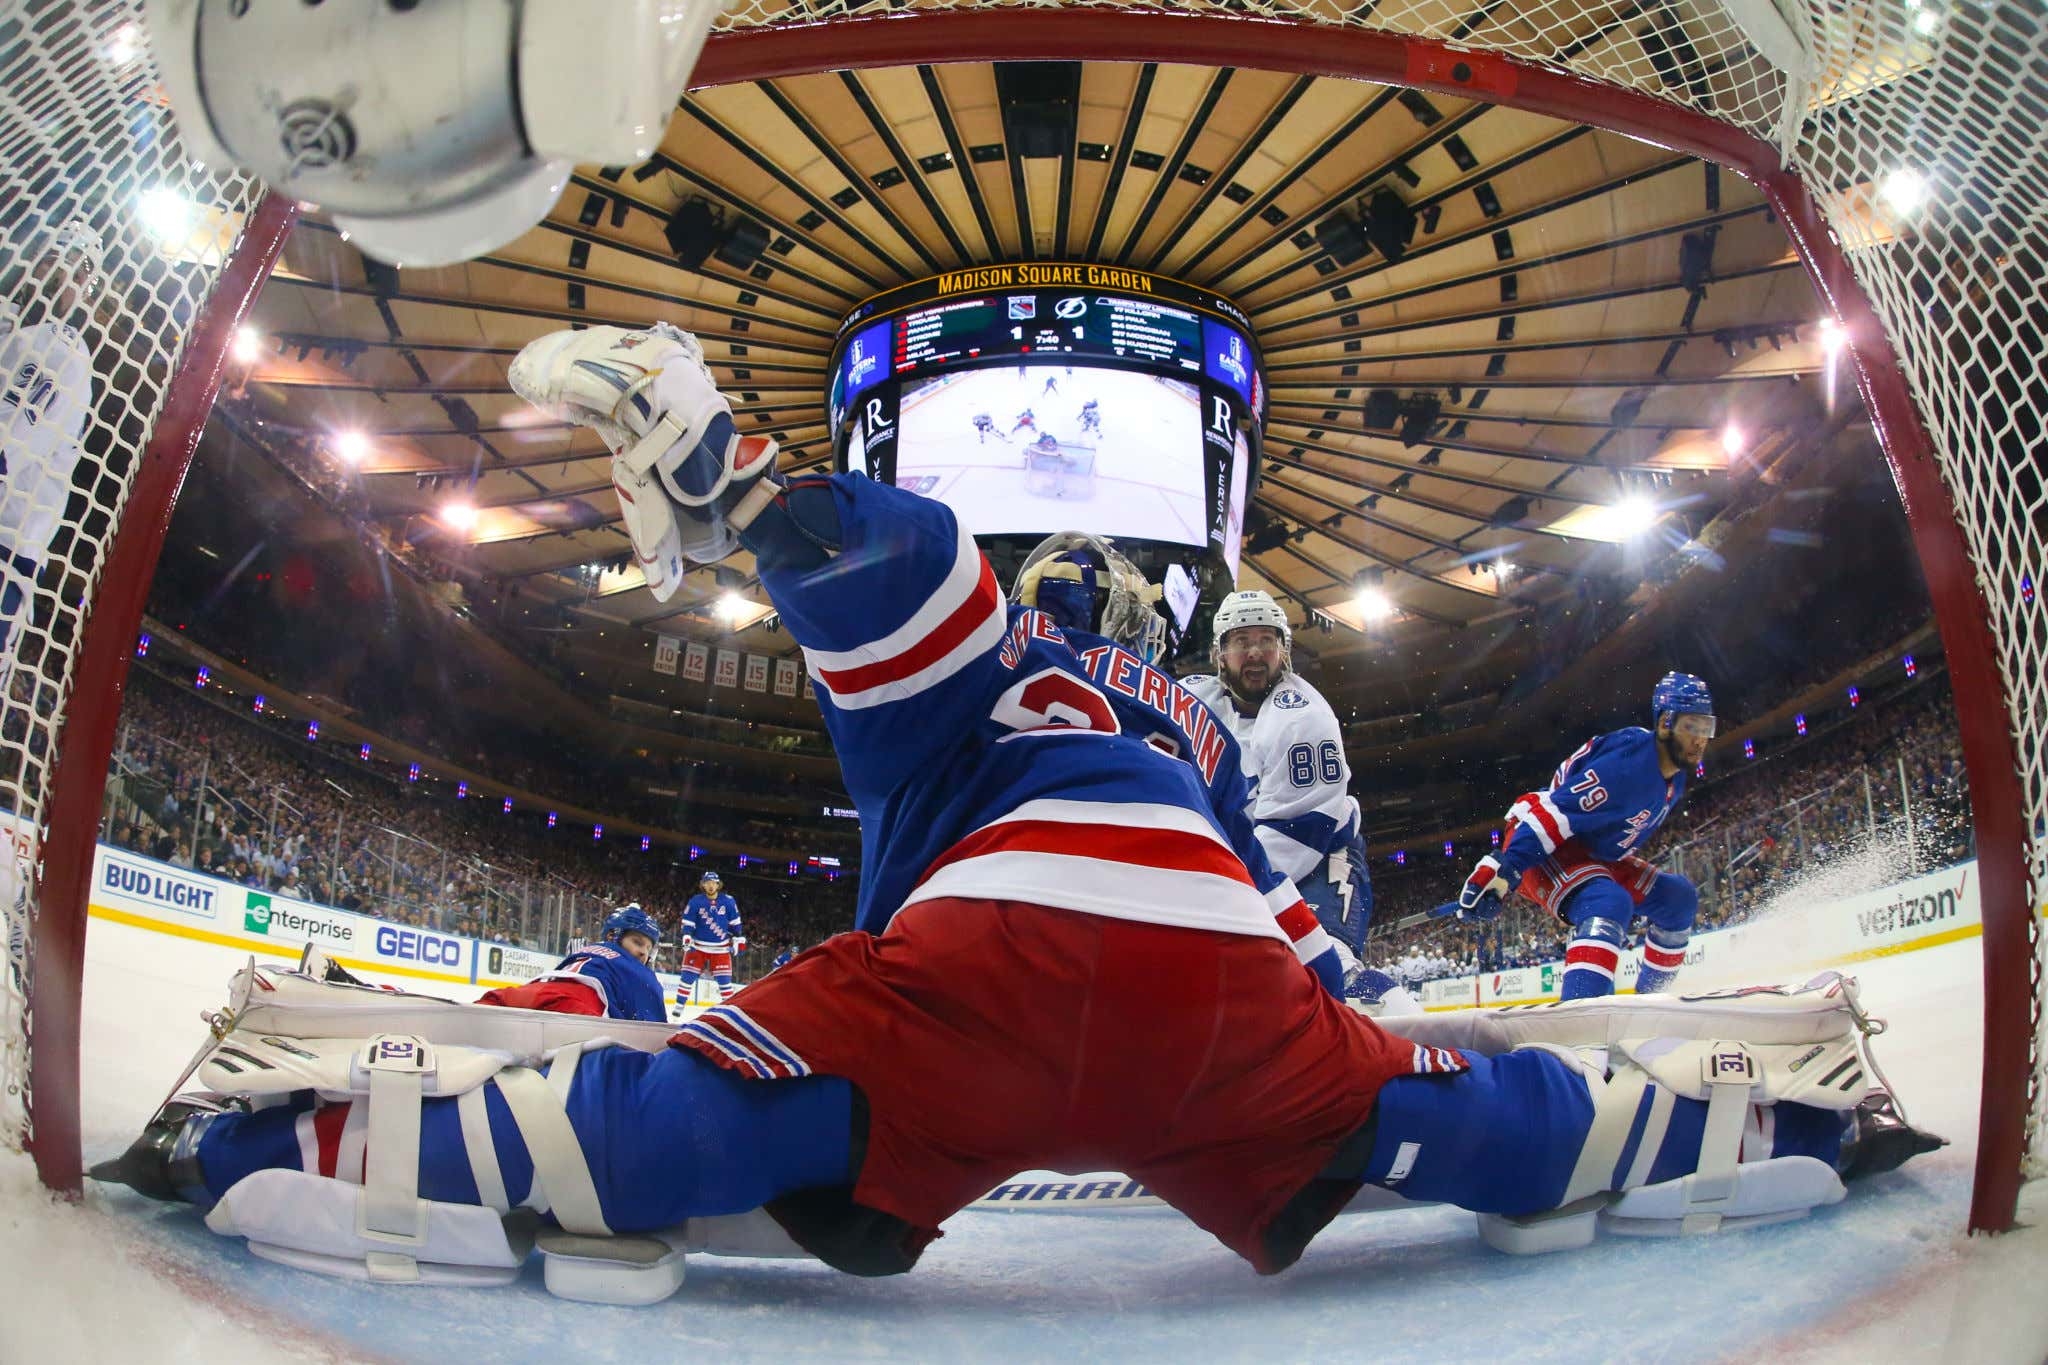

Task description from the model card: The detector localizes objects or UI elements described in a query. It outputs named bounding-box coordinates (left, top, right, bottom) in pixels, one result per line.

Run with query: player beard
left=1221, top=657, right=1279, bottom=710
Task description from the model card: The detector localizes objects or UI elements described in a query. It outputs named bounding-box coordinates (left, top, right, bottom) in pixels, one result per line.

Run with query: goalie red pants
left=671, top=896, right=1449, bottom=1273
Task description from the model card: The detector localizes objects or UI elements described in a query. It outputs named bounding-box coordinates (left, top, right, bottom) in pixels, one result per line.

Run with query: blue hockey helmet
left=1650, top=671, right=1715, bottom=726
left=603, top=903, right=662, bottom=946
left=700, top=868, right=722, bottom=886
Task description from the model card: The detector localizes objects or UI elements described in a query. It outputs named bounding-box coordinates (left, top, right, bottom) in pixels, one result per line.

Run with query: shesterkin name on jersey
left=995, top=613, right=1230, bottom=783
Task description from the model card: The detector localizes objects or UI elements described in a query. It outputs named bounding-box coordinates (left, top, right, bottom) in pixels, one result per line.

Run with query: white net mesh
left=715, top=0, right=2045, bottom=1196
left=1, top=0, right=2038, bottom=1215
left=0, top=0, right=263, bottom=1155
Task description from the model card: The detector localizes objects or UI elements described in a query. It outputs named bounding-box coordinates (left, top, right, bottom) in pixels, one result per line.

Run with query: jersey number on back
left=1288, top=740, right=1342, bottom=787
left=991, top=668, right=1121, bottom=738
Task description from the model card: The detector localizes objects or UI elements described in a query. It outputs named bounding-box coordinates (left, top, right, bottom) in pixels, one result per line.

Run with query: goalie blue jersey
left=757, top=475, right=1336, bottom=979
left=1495, top=726, right=1687, bottom=883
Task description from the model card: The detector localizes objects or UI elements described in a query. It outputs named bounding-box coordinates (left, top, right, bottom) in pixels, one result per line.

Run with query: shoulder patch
left=1273, top=689, right=1309, bottom=710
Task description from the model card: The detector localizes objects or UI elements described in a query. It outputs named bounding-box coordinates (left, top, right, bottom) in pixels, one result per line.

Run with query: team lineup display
left=830, top=265, right=1262, bottom=572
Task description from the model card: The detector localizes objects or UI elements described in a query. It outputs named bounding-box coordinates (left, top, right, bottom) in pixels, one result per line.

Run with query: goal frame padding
left=692, top=11, right=2034, bottom=1233
left=27, top=193, right=299, bottom=1196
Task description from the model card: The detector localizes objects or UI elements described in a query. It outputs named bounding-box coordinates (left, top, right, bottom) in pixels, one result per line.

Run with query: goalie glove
left=1430, top=855, right=1509, bottom=921
left=509, top=324, right=780, bottom=598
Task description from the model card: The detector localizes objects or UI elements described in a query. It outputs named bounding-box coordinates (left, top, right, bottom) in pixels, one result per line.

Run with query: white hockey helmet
left=1012, top=531, right=1167, bottom=663
left=1211, top=589, right=1290, bottom=649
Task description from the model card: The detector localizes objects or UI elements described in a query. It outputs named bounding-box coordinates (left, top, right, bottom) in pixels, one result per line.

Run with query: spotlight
left=717, top=591, right=750, bottom=623
left=1721, top=423, right=1744, bottom=457
left=440, top=501, right=479, bottom=532
left=1355, top=589, right=1395, bottom=621
left=232, top=326, right=262, bottom=364
left=105, top=22, right=142, bottom=64
left=333, top=430, right=369, bottom=464
left=137, top=186, right=195, bottom=243
left=1818, top=317, right=1847, bottom=356
left=1608, top=495, right=1660, bottom=538
left=1880, top=168, right=1926, bottom=214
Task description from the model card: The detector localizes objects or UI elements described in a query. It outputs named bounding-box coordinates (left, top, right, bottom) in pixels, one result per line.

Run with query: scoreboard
left=830, top=264, right=1264, bottom=429
left=828, top=264, right=1265, bottom=603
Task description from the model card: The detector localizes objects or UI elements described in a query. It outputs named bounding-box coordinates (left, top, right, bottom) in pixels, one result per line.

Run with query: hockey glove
left=732, top=936, right=747, bottom=954
left=509, top=324, right=780, bottom=598
left=1430, top=855, right=1509, bottom=921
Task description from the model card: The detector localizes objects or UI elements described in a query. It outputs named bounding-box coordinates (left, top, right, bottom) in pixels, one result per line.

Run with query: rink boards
left=1418, top=860, right=1986, bottom=1009
left=59, top=826, right=1996, bottom=1016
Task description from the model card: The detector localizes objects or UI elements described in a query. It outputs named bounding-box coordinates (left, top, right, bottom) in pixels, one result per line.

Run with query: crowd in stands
left=90, top=645, right=1974, bottom=994
left=100, top=670, right=858, bottom=965
left=1360, top=680, right=1973, bottom=984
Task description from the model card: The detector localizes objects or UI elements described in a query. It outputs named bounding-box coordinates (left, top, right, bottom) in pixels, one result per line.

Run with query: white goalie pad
left=206, top=1168, right=535, bottom=1287
left=1388, top=972, right=1870, bottom=1057
left=222, top=959, right=679, bottom=1058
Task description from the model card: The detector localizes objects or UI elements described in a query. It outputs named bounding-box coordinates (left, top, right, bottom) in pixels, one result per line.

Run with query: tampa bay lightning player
left=1435, top=673, right=1713, bottom=1000
left=1183, top=590, right=1374, bottom=968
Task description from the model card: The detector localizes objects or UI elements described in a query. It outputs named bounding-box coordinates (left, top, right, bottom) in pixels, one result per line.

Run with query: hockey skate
left=1837, top=1090, right=1947, bottom=1181
left=89, top=1095, right=244, bottom=1205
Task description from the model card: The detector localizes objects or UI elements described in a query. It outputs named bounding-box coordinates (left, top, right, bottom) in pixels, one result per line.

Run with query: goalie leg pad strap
left=496, top=1045, right=611, bottom=1235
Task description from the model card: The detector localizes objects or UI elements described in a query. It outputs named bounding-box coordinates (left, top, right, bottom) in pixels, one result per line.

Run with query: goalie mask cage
left=3, top=0, right=2040, bottom=1236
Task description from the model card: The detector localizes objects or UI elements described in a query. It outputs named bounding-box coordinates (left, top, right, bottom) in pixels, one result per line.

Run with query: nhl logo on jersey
left=1274, top=689, right=1308, bottom=709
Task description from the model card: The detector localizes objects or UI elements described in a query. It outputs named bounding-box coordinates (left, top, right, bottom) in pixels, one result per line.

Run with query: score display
left=891, top=292, right=1207, bottom=373
left=832, top=264, right=1264, bottom=577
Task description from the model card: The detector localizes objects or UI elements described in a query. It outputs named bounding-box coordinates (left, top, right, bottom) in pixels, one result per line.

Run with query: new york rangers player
left=1183, top=591, right=1374, bottom=968
left=677, top=870, right=745, bottom=1005
left=477, top=904, right=668, bottom=1022
left=0, top=222, right=101, bottom=659
left=1435, top=672, right=1713, bottom=1000
left=305, top=904, right=668, bottom=1023
left=97, top=327, right=1940, bottom=1291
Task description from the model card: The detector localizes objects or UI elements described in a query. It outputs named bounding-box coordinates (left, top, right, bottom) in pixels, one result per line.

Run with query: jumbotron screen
left=830, top=265, right=1263, bottom=574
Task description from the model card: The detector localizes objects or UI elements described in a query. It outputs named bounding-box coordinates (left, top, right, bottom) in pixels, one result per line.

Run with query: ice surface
left=4, top=903, right=2044, bottom=1364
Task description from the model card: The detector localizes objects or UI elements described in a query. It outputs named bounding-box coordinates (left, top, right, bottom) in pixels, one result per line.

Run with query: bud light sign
left=375, top=924, right=465, bottom=969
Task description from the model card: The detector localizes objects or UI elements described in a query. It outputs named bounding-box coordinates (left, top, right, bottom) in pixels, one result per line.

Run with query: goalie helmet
left=1012, top=532, right=1168, bottom=664
left=602, top=903, right=662, bottom=946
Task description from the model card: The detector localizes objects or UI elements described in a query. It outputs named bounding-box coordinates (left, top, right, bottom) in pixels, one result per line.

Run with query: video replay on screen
left=892, top=363, right=1207, bottom=545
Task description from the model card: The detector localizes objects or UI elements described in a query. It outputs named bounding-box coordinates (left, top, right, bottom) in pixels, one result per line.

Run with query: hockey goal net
left=0, top=0, right=290, bottom=1193
left=3, top=0, right=2041, bottom=1235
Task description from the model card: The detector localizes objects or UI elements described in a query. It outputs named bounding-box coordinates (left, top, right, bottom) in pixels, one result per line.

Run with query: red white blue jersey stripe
left=755, top=476, right=1336, bottom=976
left=674, top=1005, right=813, bottom=1080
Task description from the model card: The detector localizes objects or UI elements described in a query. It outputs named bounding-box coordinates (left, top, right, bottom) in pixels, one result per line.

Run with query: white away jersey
left=1182, top=671, right=1361, bottom=884
left=758, top=475, right=1337, bottom=976
left=0, top=312, right=92, bottom=563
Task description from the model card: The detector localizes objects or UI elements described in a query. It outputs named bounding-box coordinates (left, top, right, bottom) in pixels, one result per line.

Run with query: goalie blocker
left=92, top=965, right=1941, bottom=1304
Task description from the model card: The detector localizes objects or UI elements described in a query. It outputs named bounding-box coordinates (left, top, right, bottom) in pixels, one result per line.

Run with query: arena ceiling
left=219, top=45, right=1865, bottom=727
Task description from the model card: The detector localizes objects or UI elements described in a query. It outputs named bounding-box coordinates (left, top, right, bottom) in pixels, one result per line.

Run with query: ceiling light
left=333, top=430, right=368, bottom=464
left=137, top=186, right=195, bottom=243
left=232, top=326, right=262, bottom=364
left=1353, top=586, right=1395, bottom=622
left=717, top=591, right=750, bottom=623
left=440, top=501, right=478, bottom=532
left=1721, top=423, right=1744, bottom=457
left=1880, top=168, right=1926, bottom=215
left=1608, top=495, right=1661, bottom=539
left=1818, top=317, right=1847, bottom=355
left=105, top=22, right=141, bottom=64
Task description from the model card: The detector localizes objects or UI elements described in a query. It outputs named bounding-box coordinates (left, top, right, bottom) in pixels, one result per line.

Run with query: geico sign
left=374, top=925, right=464, bottom=967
